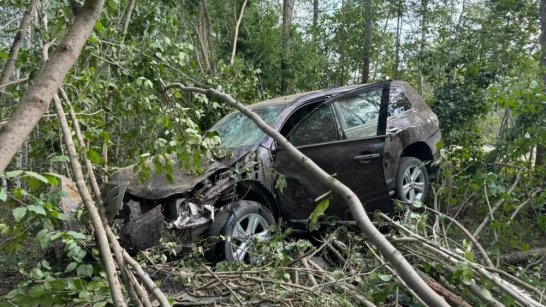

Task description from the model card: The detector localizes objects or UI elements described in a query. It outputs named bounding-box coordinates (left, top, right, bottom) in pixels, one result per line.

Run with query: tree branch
left=0, top=0, right=38, bottom=94
left=229, top=0, right=248, bottom=65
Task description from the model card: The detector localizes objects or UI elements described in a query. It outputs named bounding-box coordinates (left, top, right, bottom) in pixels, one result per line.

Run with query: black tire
left=209, top=200, right=275, bottom=263
left=395, top=156, right=429, bottom=204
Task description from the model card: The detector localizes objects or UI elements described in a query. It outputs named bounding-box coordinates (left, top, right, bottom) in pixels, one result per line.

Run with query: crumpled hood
left=109, top=148, right=252, bottom=200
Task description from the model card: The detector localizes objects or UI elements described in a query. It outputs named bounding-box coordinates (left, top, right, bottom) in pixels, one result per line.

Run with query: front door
left=273, top=82, right=393, bottom=223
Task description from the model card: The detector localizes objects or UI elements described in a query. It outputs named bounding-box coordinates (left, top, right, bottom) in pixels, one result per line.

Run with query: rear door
left=273, top=82, right=393, bottom=222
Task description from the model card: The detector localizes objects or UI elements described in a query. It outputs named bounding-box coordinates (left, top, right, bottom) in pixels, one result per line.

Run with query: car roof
left=249, top=81, right=407, bottom=109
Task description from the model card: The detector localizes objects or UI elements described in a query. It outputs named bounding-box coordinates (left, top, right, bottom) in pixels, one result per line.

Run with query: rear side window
left=334, top=88, right=382, bottom=139
left=388, top=87, right=412, bottom=117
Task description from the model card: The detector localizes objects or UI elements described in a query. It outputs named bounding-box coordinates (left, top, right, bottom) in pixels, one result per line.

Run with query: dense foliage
left=1, top=0, right=545, bottom=305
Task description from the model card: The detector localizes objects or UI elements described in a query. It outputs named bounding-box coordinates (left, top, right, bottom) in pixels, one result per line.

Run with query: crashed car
left=102, top=81, right=441, bottom=262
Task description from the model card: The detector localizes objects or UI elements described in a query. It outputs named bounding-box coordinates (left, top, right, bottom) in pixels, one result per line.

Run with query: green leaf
left=43, top=173, right=62, bottom=186
left=67, top=231, right=86, bottom=240
left=309, top=199, right=330, bottom=226
left=23, top=171, right=49, bottom=184
left=65, top=262, right=77, bottom=273
left=12, top=207, right=27, bottom=222
left=107, top=0, right=119, bottom=10
left=87, top=149, right=101, bottom=164
left=378, top=274, right=392, bottom=282
left=77, top=264, right=94, bottom=277
left=5, top=170, right=23, bottom=178
left=49, top=155, right=69, bottom=163
left=28, top=285, right=45, bottom=298
left=27, top=205, right=46, bottom=216
left=0, top=188, right=7, bottom=202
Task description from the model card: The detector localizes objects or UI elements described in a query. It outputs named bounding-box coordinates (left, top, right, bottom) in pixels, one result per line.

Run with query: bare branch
left=229, top=0, right=248, bottom=65
left=0, top=0, right=38, bottom=94
left=473, top=170, right=522, bottom=239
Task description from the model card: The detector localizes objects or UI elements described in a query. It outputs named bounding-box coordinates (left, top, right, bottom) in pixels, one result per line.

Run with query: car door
left=273, top=82, right=394, bottom=223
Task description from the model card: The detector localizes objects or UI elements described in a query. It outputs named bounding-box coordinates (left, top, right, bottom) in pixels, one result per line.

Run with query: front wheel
left=209, top=200, right=275, bottom=263
left=395, top=156, right=429, bottom=204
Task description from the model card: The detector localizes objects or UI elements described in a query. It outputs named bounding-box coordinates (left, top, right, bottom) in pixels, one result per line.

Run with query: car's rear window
left=388, top=87, right=412, bottom=117
left=212, top=105, right=284, bottom=148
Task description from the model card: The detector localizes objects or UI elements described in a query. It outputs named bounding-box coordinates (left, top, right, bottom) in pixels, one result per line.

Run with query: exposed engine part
left=168, top=199, right=213, bottom=229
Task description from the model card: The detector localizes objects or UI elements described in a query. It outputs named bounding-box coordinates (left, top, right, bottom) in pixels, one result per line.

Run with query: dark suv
left=103, top=81, right=441, bottom=262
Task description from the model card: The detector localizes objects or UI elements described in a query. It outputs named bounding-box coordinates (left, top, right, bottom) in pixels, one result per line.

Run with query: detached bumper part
left=102, top=181, right=129, bottom=223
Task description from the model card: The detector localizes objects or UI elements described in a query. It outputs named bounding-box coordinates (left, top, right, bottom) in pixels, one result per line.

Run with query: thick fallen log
left=499, top=247, right=546, bottom=266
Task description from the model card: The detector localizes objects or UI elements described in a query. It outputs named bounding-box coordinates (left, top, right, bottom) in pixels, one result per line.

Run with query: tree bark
left=229, top=0, right=249, bottom=65
left=280, top=0, right=293, bottom=94
left=166, top=83, right=450, bottom=307
left=59, top=88, right=169, bottom=307
left=417, top=0, right=427, bottom=94
left=121, top=0, right=136, bottom=39
left=538, top=0, right=546, bottom=167
left=0, top=0, right=39, bottom=94
left=197, top=0, right=213, bottom=72
left=0, top=0, right=105, bottom=173
left=313, top=0, right=319, bottom=34
left=52, top=94, right=126, bottom=306
left=338, top=0, right=347, bottom=85
left=393, top=1, right=402, bottom=79
left=361, top=0, right=373, bottom=83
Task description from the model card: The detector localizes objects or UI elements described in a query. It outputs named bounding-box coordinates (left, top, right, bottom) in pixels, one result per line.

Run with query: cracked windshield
left=212, top=105, right=284, bottom=148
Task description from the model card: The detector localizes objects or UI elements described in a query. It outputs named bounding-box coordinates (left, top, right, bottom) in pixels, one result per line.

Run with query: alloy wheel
left=230, top=213, right=270, bottom=262
left=402, top=165, right=426, bottom=202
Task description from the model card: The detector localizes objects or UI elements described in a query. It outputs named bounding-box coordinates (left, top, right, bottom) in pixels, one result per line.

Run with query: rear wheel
left=209, top=200, right=275, bottom=263
left=395, top=156, right=429, bottom=204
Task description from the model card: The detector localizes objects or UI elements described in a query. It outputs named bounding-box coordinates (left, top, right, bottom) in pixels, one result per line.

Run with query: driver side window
left=287, top=104, right=339, bottom=146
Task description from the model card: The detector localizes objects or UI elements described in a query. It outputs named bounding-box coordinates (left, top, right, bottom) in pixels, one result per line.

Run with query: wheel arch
left=231, top=180, right=280, bottom=220
left=401, top=141, right=433, bottom=161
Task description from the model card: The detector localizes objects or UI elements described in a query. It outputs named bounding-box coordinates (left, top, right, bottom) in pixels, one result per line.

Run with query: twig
left=203, top=265, right=244, bottom=305
left=473, top=170, right=522, bottom=239
left=423, top=207, right=494, bottom=267
left=0, top=77, right=29, bottom=91
left=365, top=242, right=427, bottom=306
left=301, top=258, right=318, bottom=288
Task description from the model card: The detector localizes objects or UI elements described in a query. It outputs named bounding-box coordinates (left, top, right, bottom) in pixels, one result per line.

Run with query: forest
left=0, top=0, right=545, bottom=305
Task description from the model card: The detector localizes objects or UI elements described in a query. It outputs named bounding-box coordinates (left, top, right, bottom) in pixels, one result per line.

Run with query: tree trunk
left=393, top=1, right=402, bottom=79
left=361, top=0, right=372, bottom=83
left=167, top=83, right=450, bottom=307
left=53, top=94, right=127, bottom=307
left=538, top=0, right=546, bottom=167
left=338, top=0, right=347, bottom=85
left=229, top=0, right=249, bottom=65
left=197, top=0, right=213, bottom=72
left=418, top=0, right=427, bottom=95
left=0, top=0, right=105, bottom=173
left=0, top=0, right=39, bottom=94
left=280, top=0, right=293, bottom=94
left=313, top=0, right=319, bottom=30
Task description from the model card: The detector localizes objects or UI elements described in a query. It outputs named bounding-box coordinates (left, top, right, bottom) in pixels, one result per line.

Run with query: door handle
left=353, top=153, right=380, bottom=163
left=387, top=127, right=401, bottom=134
